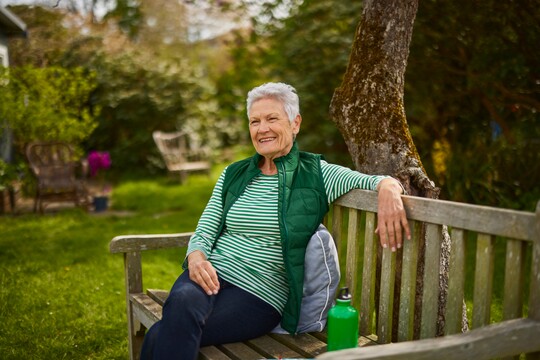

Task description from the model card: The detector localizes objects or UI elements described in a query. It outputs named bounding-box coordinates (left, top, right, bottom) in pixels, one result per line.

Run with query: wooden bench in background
left=152, top=131, right=211, bottom=183
left=110, top=189, right=540, bottom=360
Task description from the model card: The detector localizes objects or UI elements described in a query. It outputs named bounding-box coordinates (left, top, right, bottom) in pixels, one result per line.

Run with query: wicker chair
left=26, top=142, right=90, bottom=213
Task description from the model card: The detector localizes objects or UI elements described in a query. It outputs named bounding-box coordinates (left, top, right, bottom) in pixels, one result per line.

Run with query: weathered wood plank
left=503, top=240, right=526, bottom=320
left=199, top=346, right=233, bottom=360
left=420, top=223, right=442, bottom=339
left=530, top=200, right=540, bottom=321
left=110, top=232, right=193, bottom=253
left=217, top=342, right=263, bottom=359
left=378, top=247, right=396, bottom=343
left=398, top=220, right=420, bottom=341
left=445, top=228, right=466, bottom=335
left=147, top=289, right=168, bottom=306
left=331, top=204, right=343, bottom=261
left=334, top=190, right=536, bottom=241
left=473, top=233, right=495, bottom=329
left=316, top=318, right=540, bottom=360
left=360, top=212, right=377, bottom=336
left=270, top=333, right=327, bottom=357
left=130, top=293, right=162, bottom=328
left=346, top=208, right=361, bottom=303
left=246, top=335, right=303, bottom=358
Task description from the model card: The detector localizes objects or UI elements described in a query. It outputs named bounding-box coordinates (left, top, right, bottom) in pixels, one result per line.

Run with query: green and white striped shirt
left=186, top=160, right=387, bottom=313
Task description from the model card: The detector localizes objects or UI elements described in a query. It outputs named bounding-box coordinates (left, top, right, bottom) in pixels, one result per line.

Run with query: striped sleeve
left=321, top=160, right=389, bottom=203
left=184, top=167, right=227, bottom=262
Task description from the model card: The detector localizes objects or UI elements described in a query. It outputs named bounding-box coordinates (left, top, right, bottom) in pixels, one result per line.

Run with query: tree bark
left=330, top=0, right=466, bottom=339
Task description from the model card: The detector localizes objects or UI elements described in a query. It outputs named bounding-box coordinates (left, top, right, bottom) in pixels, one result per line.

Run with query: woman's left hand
left=375, top=178, right=410, bottom=251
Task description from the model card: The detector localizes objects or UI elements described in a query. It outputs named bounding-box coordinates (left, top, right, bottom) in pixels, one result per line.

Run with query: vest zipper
left=279, top=161, right=289, bottom=244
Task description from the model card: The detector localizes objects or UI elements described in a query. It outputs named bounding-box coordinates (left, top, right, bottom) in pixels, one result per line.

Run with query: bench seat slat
left=218, top=342, right=267, bottom=359
left=269, top=333, right=327, bottom=357
left=246, top=335, right=303, bottom=358
left=147, top=289, right=168, bottom=305
left=130, top=293, right=162, bottom=329
left=199, top=346, right=233, bottom=360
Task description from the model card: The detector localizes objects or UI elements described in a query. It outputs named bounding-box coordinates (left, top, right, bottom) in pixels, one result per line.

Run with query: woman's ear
left=292, top=114, right=302, bottom=135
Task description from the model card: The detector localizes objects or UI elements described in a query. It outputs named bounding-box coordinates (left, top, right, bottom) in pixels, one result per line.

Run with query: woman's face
left=248, top=98, right=301, bottom=161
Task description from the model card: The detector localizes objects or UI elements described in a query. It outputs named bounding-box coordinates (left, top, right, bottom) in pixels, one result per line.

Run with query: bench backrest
left=326, top=189, right=539, bottom=344
left=152, top=131, right=209, bottom=170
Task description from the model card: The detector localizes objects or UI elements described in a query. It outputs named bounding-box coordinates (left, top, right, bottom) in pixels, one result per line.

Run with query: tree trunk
left=330, top=0, right=466, bottom=338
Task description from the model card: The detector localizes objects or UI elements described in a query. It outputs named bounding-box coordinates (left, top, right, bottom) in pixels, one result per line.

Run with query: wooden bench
left=152, top=131, right=211, bottom=183
left=110, top=189, right=540, bottom=360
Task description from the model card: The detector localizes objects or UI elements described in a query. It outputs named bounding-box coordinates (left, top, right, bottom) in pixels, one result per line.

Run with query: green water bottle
left=327, top=287, right=359, bottom=351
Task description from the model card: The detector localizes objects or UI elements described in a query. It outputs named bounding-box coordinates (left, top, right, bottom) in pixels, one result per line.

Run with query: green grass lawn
left=0, top=174, right=216, bottom=359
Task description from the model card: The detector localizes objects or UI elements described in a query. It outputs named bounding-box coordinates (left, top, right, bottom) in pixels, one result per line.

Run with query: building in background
left=0, top=5, right=26, bottom=163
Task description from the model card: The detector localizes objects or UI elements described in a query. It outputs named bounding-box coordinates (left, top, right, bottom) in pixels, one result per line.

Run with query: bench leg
left=127, top=314, right=146, bottom=360
left=124, top=251, right=145, bottom=360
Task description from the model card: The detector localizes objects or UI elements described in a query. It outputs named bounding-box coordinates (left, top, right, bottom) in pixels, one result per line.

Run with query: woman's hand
left=375, top=178, right=410, bottom=251
left=187, top=250, right=220, bottom=295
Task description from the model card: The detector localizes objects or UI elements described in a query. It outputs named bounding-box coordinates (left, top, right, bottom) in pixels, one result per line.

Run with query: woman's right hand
left=187, top=250, right=220, bottom=295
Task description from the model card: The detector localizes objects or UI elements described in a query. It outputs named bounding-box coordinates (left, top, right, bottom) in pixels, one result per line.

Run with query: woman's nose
left=258, top=120, right=270, bottom=132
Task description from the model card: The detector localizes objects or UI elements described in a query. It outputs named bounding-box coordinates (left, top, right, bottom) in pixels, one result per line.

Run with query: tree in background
left=0, top=66, right=99, bottom=154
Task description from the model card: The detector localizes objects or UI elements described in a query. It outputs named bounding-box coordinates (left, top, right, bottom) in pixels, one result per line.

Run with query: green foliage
left=0, top=160, right=23, bottom=191
left=105, top=0, right=143, bottom=38
left=82, top=53, right=215, bottom=172
left=0, top=66, right=100, bottom=148
left=406, top=0, right=540, bottom=208
left=0, top=177, right=215, bottom=359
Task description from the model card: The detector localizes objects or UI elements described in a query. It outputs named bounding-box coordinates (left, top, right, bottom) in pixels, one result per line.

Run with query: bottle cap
left=337, top=287, right=352, bottom=301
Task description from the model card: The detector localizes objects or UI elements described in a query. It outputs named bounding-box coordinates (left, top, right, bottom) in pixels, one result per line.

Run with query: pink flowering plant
left=87, top=151, right=112, bottom=196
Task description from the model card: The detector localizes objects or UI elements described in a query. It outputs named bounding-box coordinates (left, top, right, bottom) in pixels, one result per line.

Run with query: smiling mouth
left=259, top=137, right=276, bottom=143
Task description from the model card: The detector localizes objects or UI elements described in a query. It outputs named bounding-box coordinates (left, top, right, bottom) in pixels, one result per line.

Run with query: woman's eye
left=250, top=120, right=260, bottom=126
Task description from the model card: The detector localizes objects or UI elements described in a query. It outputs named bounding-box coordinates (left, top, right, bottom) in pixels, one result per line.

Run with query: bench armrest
left=109, top=232, right=194, bottom=254
left=317, top=318, right=540, bottom=360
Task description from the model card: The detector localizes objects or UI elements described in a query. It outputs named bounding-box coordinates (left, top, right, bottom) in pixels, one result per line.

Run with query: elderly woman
left=141, top=82, right=409, bottom=360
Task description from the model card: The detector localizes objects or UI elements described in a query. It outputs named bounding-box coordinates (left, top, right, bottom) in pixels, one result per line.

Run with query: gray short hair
left=246, top=82, right=300, bottom=122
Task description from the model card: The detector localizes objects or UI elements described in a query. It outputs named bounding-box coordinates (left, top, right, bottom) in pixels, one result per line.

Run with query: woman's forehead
left=249, top=98, right=286, bottom=115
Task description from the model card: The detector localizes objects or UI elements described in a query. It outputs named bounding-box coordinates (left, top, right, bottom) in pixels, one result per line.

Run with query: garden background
left=0, top=0, right=538, bottom=359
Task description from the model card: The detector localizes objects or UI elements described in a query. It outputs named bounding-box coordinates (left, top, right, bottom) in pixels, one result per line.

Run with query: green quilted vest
left=219, top=142, right=329, bottom=333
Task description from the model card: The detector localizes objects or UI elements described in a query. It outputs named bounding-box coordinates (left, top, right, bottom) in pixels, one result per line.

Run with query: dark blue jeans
left=140, top=270, right=281, bottom=360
